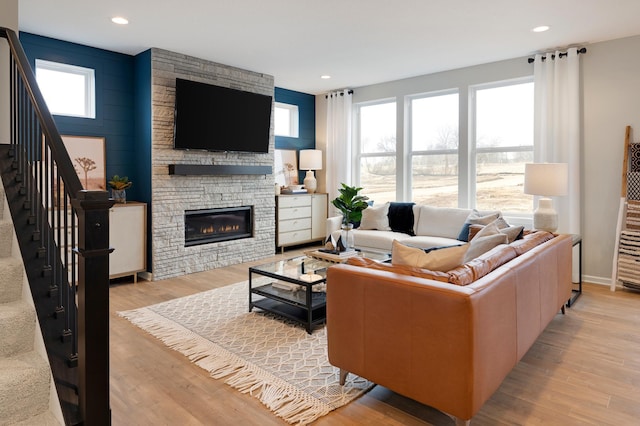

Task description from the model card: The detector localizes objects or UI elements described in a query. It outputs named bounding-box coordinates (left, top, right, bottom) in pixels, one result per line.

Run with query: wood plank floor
left=109, top=249, right=640, bottom=425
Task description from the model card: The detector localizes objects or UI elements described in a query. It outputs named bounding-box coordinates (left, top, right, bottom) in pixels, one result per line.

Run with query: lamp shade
left=299, top=149, right=323, bottom=171
left=523, top=163, right=568, bottom=196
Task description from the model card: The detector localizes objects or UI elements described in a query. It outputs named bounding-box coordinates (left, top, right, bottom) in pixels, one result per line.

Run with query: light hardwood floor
left=109, top=248, right=640, bottom=425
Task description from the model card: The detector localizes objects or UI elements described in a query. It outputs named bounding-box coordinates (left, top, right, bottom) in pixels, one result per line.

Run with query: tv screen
left=173, top=78, right=272, bottom=153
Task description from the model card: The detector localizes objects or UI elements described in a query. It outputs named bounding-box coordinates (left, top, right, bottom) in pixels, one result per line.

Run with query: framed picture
left=274, top=149, right=299, bottom=187
left=61, top=135, right=106, bottom=190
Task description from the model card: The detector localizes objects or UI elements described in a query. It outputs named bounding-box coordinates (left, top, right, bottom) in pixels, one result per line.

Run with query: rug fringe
left=118, top=308, right=335, bottom=425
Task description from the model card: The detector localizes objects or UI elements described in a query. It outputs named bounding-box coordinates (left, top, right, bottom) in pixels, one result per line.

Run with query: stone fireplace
left=185, top=206, right=253, bottom=246
left=150, top=48, right=276, bottom=280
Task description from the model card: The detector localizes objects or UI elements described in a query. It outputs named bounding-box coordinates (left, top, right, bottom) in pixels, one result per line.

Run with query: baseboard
left=583, top=274, right=612, bottom=287
left=138, top=271, right=153, bottom=282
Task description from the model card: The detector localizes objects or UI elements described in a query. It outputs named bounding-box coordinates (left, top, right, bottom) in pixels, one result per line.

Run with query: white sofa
left=327, top=203, right=480, bottom=253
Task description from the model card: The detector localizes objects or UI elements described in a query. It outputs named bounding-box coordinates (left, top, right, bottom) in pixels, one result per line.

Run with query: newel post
left=72, top=190, right=114, bottom=425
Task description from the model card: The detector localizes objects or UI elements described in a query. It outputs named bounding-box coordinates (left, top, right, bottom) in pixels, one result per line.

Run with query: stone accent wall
left=151, top=48, right=275, bottom=280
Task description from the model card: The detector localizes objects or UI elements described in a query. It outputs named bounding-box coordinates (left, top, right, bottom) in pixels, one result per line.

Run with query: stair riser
left=0, top=257, right=23, bottom=304
left=0, top=353, right=51, bottom=425
left=0, top=302, right=36, bottom=357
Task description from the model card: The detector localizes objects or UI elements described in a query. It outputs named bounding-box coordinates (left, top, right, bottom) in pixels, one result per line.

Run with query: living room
left=2, top=1, right=640, bottom=425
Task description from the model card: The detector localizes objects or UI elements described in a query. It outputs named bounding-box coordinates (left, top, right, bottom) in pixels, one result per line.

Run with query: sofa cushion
left=457, top=209, right=501, bottom=241
left=469, top=223, right=524, bottom=243
left=510, top=231, right=555, bottom=255
left=392, top=240, right=468, bottom=272
left=463, top=221, right=508, bottom=262
left=333, top=229, right=412, bottom=252
left=448, top=243, right=516, bottom=286
left=414, top=205, right=471, bottom=239
left=359, top=202, right=391, bottom=231
left=346, top=256, right=450, bottom=282
left=388, top=202, right=416, bottom=235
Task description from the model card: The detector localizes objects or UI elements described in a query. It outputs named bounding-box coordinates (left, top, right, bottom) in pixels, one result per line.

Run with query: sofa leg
left=339, top=369, right=348, bottom=385
left=454, top=417, right=471, bottom=426
left=561, top=305, right=566, bottom=315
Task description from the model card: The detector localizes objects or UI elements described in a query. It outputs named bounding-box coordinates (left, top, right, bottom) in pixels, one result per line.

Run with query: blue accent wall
left=19, top=32, right=141, bottom=200
left=274, top=87, right=316, bottom=183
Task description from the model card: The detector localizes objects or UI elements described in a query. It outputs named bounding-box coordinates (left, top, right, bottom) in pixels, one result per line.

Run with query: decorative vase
left=112, top=189, right=126, bottom=204
left=340, top=223, right=354, bottom=251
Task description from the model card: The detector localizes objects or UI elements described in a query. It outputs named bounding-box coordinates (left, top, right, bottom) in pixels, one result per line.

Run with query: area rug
left=118, top=279, right=373, bottom=425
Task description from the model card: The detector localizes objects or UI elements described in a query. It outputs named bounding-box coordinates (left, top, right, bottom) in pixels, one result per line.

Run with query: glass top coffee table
left=249, top=256, right=333, bottom=334
left=249, top=251, right=390, bottom=333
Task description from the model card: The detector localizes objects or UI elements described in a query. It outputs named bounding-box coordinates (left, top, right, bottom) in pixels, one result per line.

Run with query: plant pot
left=112, top=189, right=126, bottom=204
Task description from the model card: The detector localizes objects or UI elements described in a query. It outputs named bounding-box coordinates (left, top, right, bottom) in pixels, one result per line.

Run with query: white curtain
left=533, top=48, right=581, bottom=235
left=325, top=90, right=353, bottom=205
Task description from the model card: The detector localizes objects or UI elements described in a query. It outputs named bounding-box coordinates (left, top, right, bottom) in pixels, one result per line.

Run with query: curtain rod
left=527, top=47, right=587, bottom=64
left=325, top=89, right=354, bottom=99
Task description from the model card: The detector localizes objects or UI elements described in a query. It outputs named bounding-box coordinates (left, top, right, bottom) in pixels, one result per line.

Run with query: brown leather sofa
left=326, top=233, right=572, bottom=425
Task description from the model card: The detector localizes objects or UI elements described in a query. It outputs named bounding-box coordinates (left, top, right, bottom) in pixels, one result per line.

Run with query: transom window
left=274, top=102, right=299, bottom=137
left=35, top=59, right=95, bottom=119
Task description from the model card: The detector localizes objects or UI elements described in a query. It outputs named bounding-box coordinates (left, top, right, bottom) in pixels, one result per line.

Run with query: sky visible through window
left=36, top=68, right=87, bottom=116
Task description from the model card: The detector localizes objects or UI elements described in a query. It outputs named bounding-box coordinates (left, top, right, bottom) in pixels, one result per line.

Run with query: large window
left=353, top=77, right=534, bottom=215
left=274, top=102, right=299, bottom=137
left=471, top=80, right=534, bottom=213
left=355, top=100, right=396, bottom=204
left=409, top=91, right=459, bottom=207
left=35, top=59, right=95, bottom=118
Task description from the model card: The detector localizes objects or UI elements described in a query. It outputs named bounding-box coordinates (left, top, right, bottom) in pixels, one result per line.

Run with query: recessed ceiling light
left=320, top=75, right=331, bottom=79
left=111, top=16, right=129, bottom=25
left=532, top=25, right=550, bottom=33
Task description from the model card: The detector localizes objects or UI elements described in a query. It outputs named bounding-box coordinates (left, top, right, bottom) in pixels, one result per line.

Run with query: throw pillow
left=457, top=209, right=501, bottom=242
left=392, top=240, right=468, bottom=272
left=388, top=202, right=416, bottom=235
left=463, top=221, right=508, bottom=262
left=468, top=223, right=524, bottom=243
left=358, top=202, right=391, bottom=230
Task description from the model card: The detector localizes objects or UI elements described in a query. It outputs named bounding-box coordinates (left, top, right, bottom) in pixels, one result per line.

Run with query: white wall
left=316, top=34, right=640, bottom=284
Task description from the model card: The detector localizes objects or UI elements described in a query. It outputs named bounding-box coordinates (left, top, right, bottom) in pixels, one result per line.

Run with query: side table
left=567, top=234, right=582, bottom=307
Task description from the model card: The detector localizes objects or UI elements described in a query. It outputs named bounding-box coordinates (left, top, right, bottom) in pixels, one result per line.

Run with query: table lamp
left=524, top=163, right=568, bottom=232
left=299, top=149, right=322, bottom=193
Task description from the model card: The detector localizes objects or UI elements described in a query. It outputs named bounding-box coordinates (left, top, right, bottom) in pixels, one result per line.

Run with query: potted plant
left=108, top=175, right=132, bottom=203
left=331, top=184, right=369, bottom=250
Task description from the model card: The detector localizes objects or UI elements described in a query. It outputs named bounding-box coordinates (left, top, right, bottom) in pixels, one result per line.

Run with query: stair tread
left=0, top=351, right=51, bottom=424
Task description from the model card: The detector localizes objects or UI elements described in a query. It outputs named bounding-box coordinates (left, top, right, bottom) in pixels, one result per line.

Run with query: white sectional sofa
left=327, top=203, right=482, bottom=253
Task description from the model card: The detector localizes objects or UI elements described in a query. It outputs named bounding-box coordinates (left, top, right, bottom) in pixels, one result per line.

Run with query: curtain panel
left=533, top=47, right=581, bottom=235
left=325, top=90, right=353, bottom=205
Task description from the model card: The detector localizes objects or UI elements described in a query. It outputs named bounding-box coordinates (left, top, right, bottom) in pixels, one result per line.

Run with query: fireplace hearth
left=185, top=206, right=253, bottom=246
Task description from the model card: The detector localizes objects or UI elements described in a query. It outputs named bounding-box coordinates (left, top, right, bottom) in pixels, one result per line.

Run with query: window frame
left=35, top=59, right=96, bottom=119
left=274, top=102, right=299, bottom=137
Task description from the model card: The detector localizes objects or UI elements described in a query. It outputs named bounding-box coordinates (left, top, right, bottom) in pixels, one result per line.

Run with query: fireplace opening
left=185, top=206, right=253, bottom=246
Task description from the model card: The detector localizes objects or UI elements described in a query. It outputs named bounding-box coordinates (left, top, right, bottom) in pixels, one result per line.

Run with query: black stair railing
left=0, top=27, right=112, bottom=425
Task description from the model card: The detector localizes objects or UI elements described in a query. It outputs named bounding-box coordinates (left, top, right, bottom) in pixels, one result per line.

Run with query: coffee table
left=249, top=256, right=332, bottom=333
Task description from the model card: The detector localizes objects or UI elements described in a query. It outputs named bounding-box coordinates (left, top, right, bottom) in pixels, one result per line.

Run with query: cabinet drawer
left=278, top=217, right=312, bottom=233
left=278, top=195, right=311, bottom=208
left=278, top=206, right=311, bottom=220
left=278, top=229, right=312, bottom=245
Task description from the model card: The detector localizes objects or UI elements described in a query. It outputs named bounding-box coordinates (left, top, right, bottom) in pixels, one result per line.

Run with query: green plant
left=331, top=183, right=369, bottom=225
left=108, top=175, right=132, bottom=190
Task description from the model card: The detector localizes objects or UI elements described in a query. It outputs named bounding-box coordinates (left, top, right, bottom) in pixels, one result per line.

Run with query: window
left=35, top=59, right=95, bottom=119
left=471, top=80, right=534, bottom=213
left=408, top=91, right=459, bottom=207
left=355, top=100, right=396, bottom=204
left=274, top=102, right=299, bottom=137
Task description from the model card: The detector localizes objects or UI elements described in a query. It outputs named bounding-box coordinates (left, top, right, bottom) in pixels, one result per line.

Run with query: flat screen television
left=173, top=78, right=272, bottom=153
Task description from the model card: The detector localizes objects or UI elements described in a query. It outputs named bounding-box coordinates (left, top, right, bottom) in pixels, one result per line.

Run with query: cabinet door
left=109, top=203, right=146, bottom=278
left=311, top=194, right=327, bottom=240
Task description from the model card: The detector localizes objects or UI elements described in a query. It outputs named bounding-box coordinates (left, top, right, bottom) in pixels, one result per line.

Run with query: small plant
left=331, top=183, right=369, bottom=225
left=108, top=175, right=132, bottom=190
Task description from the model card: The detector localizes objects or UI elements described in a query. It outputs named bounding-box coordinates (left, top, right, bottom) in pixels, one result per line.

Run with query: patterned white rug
left=118, top=280, right=373, bottom=425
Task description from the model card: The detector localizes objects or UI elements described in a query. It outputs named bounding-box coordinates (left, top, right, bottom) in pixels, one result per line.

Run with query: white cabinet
left=109, top=202, right=147, bottom=282
left=276, top=193, right=327, bottom=253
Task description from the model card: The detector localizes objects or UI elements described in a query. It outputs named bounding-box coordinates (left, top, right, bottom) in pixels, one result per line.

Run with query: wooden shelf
left=168, top=164, right=272, bottom=176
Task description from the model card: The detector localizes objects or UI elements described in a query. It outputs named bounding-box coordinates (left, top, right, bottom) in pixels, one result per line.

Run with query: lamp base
left=303, top=170, right=317, bottom=193
left=533, top=198, right=558, bottom=233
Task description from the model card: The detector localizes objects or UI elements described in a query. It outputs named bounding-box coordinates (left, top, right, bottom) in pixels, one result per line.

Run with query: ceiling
left=18, top=0, right=640, bottom=95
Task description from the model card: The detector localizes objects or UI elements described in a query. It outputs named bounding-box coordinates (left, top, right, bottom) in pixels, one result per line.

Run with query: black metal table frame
left=567, top=234, right=582, bottom=307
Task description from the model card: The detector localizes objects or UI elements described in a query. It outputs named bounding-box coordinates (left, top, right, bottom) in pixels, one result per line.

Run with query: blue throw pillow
left=388, top=202, right=415, bottom=235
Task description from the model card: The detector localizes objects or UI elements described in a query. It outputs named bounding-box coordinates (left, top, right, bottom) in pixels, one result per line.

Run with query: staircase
left=0, top=185, right=62, bottom=425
